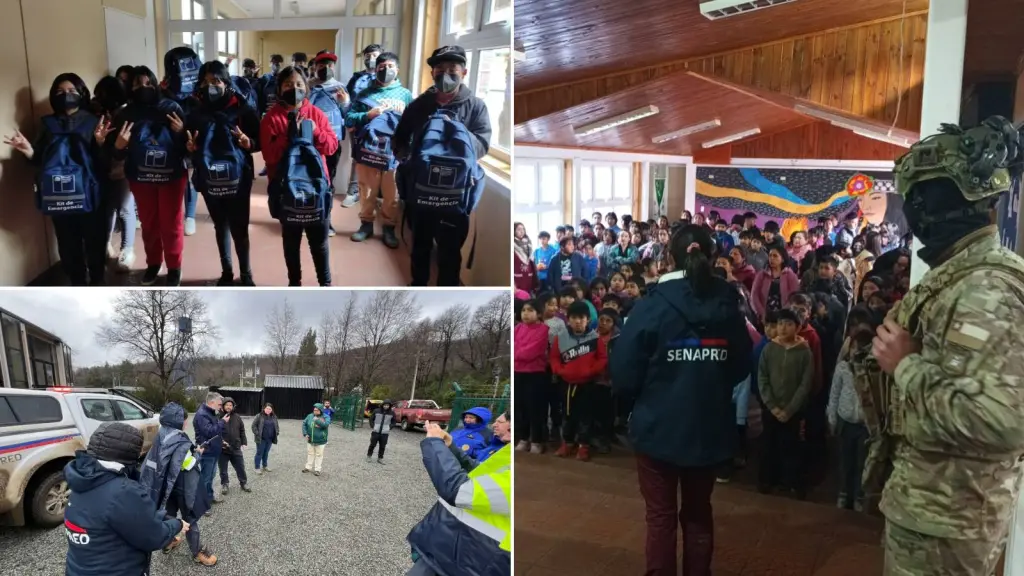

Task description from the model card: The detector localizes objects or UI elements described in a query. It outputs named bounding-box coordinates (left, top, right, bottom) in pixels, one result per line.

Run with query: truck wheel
left=31, top=470, right=69, bottom=528
left=401, top=419, right=411, bottom=431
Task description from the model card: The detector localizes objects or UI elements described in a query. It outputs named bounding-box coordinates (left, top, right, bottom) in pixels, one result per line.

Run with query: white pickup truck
left=0, top=387, right=160, bottom=528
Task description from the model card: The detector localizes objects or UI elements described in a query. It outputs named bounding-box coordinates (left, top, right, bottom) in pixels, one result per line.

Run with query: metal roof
left=216, top=387, right=265, bottom=392
left=262, top=375, right=323, bottom=390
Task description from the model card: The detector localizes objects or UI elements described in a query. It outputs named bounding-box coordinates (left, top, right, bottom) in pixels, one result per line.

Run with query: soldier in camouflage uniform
left=870, top=116, right=1024, bottom=576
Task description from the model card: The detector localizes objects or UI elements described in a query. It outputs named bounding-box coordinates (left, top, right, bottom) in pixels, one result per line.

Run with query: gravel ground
left=0, top=419, right=437, bottom=576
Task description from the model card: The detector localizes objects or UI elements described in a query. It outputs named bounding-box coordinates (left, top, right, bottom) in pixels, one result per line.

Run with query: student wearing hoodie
left=140, top=403, right=217, bottom=566
left=546, top=236, right=585, bottom=294
left=64, top=423, right=187, bottom=576
left=550, top=300, right=608, bottom=462
left=302, top=403, right=330, bottom=475
left=450, top=407, right=494, bottom=460
left=217, top=398, right=250, bottom=496
left=611, top=224, right=753, bottom=575
left=757, top=308, right=814, bottom=498
left=367, top=399, right=397, bottom=463
left=346, top=51, right=413, bottom=248
left=514, top=299, right=550, bottom=453
left=251, top=403, right=279, bottom=472
left=338, top=44, right=383, bottom=207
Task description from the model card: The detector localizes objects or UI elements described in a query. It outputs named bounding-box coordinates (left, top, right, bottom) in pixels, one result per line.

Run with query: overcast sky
left=0, top=289, right=505, bottom=368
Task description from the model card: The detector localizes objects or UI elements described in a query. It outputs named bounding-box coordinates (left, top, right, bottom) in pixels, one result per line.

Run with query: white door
left=104, top=8, right=148, bottom=75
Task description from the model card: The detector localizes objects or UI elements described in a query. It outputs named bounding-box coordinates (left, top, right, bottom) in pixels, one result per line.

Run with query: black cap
left=243, top=58, right=257, bottom=68
left=87, top=422, right=143, bottom=466
left=427, top=45, right=467, bottom=67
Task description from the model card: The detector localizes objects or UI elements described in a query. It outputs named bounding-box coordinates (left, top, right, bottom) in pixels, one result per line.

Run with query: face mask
left=244, top=68, right=256, bottom=78
left=270, top=63, right=281, bottom=74
left=54, top=92, right=82, bottom=113
left=206, top=85, right=226, bottom=102
left=316, top=67, right=334, bottom=82
left=281, top=88, right=306, bottom=106
left=134, top=86, right=158, bottom=105
left=364, top=57, right=376, bottom=71
left=377, top=68, right=397, bottom=84
left=433, top=73, right=460, bottom=93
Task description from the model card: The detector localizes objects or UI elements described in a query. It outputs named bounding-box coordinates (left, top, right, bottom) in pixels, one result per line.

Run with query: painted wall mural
left=695, top=167, right=908, bottom=238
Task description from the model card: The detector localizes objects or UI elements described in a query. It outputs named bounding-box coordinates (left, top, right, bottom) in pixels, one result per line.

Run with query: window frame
left=576, top=161, right=636, bottom=226
left=81, top=398, right=118, bottom=423
left=514, top=158, right=565, bottom=240
left=5, top=395, right=63, bottom=426
left=216, top=14, right=239, bottom=76
left=114, top=400, right=147, bottom=421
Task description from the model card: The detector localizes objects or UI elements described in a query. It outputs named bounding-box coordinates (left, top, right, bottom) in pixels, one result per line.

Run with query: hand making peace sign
left=3, top=129, right=33, bottom=158
left=94, top=116, right=116, bottom=146
left=166, top=112, right=184, bottom=133
left=114, top=122, right=134, bottom=150
left=185, top=130, right=198, bottom=153
left=231, top=126, right=251, bottom=150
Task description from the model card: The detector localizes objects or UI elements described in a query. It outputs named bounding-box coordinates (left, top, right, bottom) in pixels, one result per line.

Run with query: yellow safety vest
left=440, top=443, right=511, bottom=552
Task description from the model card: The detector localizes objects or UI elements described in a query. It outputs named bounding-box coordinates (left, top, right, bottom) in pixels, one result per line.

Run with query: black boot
left=351, top=222, right=374, bottom=242
left=382, top=225, right=399, bottom=249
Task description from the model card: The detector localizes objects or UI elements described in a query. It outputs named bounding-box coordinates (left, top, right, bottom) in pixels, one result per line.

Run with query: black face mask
left=903, top=179, right=994, bottom=266
left=134, top=86, right=158, bottom=105
left=376, top=68, right=397, bottom=84
left=244, top=68, right=257, bottom=78
left=53, top=92, right=82, bottom=113
left=281, top=88, right=306, bottom=107
left=316, top=67, right=334, bottom=82
left=433, top=73, right=460, bottom=93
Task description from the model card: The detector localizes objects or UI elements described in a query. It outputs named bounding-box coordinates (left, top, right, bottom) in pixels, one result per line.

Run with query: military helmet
left=894, top=116, right=1022, bottom=202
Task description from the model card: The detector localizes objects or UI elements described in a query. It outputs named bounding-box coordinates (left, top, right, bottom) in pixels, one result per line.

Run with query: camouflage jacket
left=879, top=226, right=1024, bottom=541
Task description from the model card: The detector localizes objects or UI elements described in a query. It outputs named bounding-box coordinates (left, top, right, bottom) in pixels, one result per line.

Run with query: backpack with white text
left=402, top=109, right=484, bottom=216
left=274, top=114, right=330, bottom=224
left=309, top=85, right=345, bottom=142
left=193, top=110, right=247, bottom=197
left=36, top=115, right=101, bottom=215
left=353, top=97, right=401, bottom=171
left=127, top=116, right=182, bottom=184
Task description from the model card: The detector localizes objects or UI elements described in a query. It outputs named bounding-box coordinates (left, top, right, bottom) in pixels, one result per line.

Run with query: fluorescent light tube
left=702, top=128, right=761, bottom=148
left=700, top=0, right=800, bottom=21
left=573, top=105, right=660, bottom=137
left=652, top=119, right=722, bottom=143
left=853, top=129, right=913, bottom=147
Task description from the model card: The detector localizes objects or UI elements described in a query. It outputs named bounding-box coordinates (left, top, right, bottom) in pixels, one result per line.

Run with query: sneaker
left=341, top=193, right=359, bottom=208
left=382, top=225, right=399, bottom=249
left=116, top=248, right=135, bottom=271
left=257, top=468, right=264, bottom=475
left=106, top=242, right=118, bottom=259
left=853, top=499, right=865, bottom=513
left=184, top=217, right=196, bottom=236
left=163, top=535, right=183, bottom=554
left=716, top=476, right=731, bottom=484
left=259, top=167, right=267, bottom=176
left=212, top=492, right=223, bottom=503
left=166, top=268, right=182, bottom=287
left=216, top=272, right=234, bottom=287
left=302, top=468, right=310, bottom=473
left=554, top=442, right=572, bottom=458
left=515, top=440, right=530, bottom=452
left=263, top=466, right=271, bottom=472
left=837, top=493, right=849, bottom=509
left=576, top=445, right=591, bottom=462
left=193, top=550, right=218, bottom=566
left=377, top=459, right=385, bottom=465
left=314, top=471, right=321, bottom=476
left=203, top=509, right=212, bottom=517
left=529, top=443, right=544, bottom=454
left=351, top=222, right=374, bottom=242
left=328, top=224, right=337, bottom=237
left=220, top=485, right=228, bottom=495
left=240, top=273, right=255, bottom=287
left=141, top=265, right=163, bottom=286
left=366, top=455, right=372, bottom=462
left=240, top=484, right=251, bottom=493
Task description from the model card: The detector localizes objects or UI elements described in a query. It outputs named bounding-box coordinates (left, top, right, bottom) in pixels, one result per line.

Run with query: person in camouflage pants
left=870, top=116, right=1024, bottom=576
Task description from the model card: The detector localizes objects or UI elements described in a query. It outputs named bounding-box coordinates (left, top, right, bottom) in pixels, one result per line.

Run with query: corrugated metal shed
left=211, top=386, right=265, bottom=417
left=262, top=375, right=323, bottom=389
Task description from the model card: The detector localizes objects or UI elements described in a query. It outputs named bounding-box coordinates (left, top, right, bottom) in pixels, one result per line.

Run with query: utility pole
left=409, top=349, right=420, bottom=401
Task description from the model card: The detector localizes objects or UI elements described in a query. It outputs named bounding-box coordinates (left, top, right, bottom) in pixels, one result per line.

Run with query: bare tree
left=458, top=295, right=512, bottom=377
left=317, top=294, right=360, bottom=397
left=398, top=319, right=441, bottom=399
left=353, top=291, right=422, bottom=387
left=96, top=291, right=218, bottom=401
left=263, top=299, right=301, bottom=374
left=433, top=304, right=470, bottom=388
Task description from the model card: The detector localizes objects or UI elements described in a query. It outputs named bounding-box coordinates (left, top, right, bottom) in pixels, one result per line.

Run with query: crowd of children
left=513, top=207, right=912, bottom=508
left=5, top=43, right=490, bottom=287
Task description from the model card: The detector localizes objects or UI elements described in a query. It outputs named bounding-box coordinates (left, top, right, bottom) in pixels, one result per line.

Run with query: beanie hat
left=87, top=422, right=143, bottom=466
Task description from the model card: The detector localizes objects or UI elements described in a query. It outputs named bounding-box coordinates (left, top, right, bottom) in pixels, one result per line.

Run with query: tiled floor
left=514, top=446, right=885, bottom=576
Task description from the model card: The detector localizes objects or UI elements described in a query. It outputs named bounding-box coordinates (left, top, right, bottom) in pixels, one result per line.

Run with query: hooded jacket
left=140, top=404, right=211, bottom=521
left=369, top=404, right=396, bottom=435
left=64, top=452, right=182, bottom=576
left=303, top=404, right=330, bottom=445
left=219, top=401, right=248, bottom=455
left=392, top=84, right=491, bottom=161
left=514, top=321, right=549, bottom=373
left=545, top=250, right=585, bottom=294
left=610, top=270, right=754, bottom=468
left=757, top=336, right=814, bottom=417
left=550, top=326, right=607, bottom=386
left=192, top=403, right=225, bottom=459
left=450, top=407, right=493, bottom=459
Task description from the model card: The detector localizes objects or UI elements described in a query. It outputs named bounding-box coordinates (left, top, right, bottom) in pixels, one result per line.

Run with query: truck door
left=111, top=400, right=157, bottom=453
left=77, top=398, right=117, bottom=442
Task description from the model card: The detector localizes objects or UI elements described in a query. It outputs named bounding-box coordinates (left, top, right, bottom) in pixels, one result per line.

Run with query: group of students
left=6, top=41, right=491, bottom=287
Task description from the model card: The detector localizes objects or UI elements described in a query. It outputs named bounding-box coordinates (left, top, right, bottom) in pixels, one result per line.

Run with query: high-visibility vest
left=440, top=443, right=511, bottom=552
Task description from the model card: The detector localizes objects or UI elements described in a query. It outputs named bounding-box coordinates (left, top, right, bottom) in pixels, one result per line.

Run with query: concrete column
left=910, top=0, right=969, bottom=287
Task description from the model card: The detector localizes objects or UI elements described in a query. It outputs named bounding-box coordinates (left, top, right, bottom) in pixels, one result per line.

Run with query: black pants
left=203, top=177, right=252, bottom=277
left=759, top=410, right=805, bottom=490
left=514, top=371, right=550, bottom=444
left=281, top=203, right=332, bottom=286
left=326, top=146, right=342, bottom=193
left=838, top=419, right=868, bottom=507
left=561, top=383, right=595, bottom=446
left=367, top=432, right=389, bottom=458
left=590, top=385, right=614, bottom=443
left=410, top=212, right=470, bottom=286
left=346, top=158, right=359, bottom=195
left=52, top=210, right=109, bottom=286
left=218, top=450, right=248, bottom=487
left=549, top=375, right=565, bottom=435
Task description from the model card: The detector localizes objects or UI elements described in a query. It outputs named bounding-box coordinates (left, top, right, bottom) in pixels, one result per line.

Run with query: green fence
left=447, top=382, right=509, bottom=430
left=332, top=392, right=363, bottom=431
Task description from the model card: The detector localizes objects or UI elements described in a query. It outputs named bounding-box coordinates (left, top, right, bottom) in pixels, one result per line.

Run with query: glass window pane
left=177, top=31, right=205, bottom=61
left=613, top=165, right=632, bottom=198
left=284, top=0, right=347, bottom=17
left=474, top=48, right=510, bottom=151
left=519, top=213, right=539, bottom=241
left=228, top=31, right=237, bottom=54
left=539, top=164, right=561, bottom=204
left=0, top=398, right=16, bottom=426
left=353, top=28, right=396, bottom=75
left=82, top=399, right=116, bottom=422
left=217, top=30, right=226, bottom=50
left=231, top=0, right=274, bottom=17
left=540, top=211, right=562, bottom=238
left=116, top=400, right=147, bottom=420
left=8, top=396, right=62, bottom=424
left=594, top=166, right=612, bottom=200
left=579, top=166, right=592, bottom=202
left=354, top=0, right=396, bottom=15
left=449, top=0, right=478, bottom=33
left=489, top=0, right=512, bottom=23
left=28, top=336, right=53, bottom=363
left=193, top=0, right=204, bottom=19
left=514, top=163, right=536, bottom=205
left=616, top=205, right=633, bottom=219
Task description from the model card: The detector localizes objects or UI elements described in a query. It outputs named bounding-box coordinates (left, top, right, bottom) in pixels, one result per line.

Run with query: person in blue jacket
left=546, top=236, right=585, bottom=293
left=321, top=399, right=335, bottom=423
left=64, top=422, right=186, bottom=576
left=532, top=231, right=557, bottom=286
left=192, top=392, right=228, bottom=504
left=449, top=407, right=492, bottom=459
left=610, top=224, right=753, bottom=576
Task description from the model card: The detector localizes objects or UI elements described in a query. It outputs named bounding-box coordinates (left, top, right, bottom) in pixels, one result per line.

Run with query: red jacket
left=550, top=330, right=607, bottom=385
left=798, top=324, right=824, bottom=393
left=259, top=99, right=338, bottom=182
left=514, top=251, right=537, bottom=294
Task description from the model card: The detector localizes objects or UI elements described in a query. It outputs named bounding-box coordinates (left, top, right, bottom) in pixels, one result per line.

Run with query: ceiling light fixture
left=702, top=128, right=761, bottom=148
left=700, top=0, right=799, bottom=21
left=853, top=129, right=913, bottom=147
left=573, top=105, right=660, bottom=137
left=652, top=118, right=722, bottom=144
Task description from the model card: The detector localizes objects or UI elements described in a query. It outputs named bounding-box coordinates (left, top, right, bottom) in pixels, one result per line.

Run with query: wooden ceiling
left=963, top=0, right=1024, bottom=83
left=514, top=0, right=929, bottom=92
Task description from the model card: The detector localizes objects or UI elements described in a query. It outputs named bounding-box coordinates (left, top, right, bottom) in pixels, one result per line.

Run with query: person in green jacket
left=302, top=403, right=330, bottom=476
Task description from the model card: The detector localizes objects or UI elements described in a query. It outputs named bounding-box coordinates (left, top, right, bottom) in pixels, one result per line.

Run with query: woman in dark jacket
left=251, top=403, right=279, bottom=472
left=610, top=224, right=753, bottom=576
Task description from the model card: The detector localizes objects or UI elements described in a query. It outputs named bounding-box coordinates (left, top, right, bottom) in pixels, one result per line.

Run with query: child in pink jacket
left=514, top=299, right=550, bottom=454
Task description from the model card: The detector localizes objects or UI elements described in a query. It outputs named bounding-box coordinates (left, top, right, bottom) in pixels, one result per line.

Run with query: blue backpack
left=231, top=76, right=258, bottom=111
left=404, top=110, right=484, bottom=215
left=354, top=98, right=401, bottom=171
left=275, top=116, right=331, bottom=225
left=309, top=86, right=344, bottom=142
left=167, top=54, right=201, bottom=101
left=261, top=75, right=278, bottom=114
left=36, top=115, right=101, bottom=215
left=128, top=116, right=182, bottom=184
left=194, top=111, right=247, bottom=197
left=352, top=72, right=373, bottom=99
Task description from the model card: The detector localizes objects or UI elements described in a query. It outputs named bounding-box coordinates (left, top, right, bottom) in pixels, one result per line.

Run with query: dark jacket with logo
left=545, top=251, right=585, bottom=294
left=192, top=403, right=225, bottom=458
left=220, top=411, right=248, bottom=454
left=610, top=271, right=753, bottom=468
left=550, top=327, right=607, bottom=386
left=64, top=452, right=181, bottom=576
left=392, top=84, right=491, bottom=160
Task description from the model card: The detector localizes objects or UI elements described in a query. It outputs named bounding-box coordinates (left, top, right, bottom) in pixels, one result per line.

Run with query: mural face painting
left=695, top=167, right=908, bottom=236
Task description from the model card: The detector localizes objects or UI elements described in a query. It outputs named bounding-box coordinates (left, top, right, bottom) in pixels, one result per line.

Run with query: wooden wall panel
left=516, top=14, right=928, bottom=131
left=728, top=122, right=906, bottom=162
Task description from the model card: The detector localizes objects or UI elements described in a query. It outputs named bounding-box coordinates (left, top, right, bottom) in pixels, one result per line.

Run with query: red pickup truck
left=393, top=400, right=451, bottom=431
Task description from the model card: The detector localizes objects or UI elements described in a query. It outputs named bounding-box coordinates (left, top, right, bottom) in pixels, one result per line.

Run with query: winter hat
left=87, top=422, right=143, bottom=466
left=515, top=289, right=530, bottom=300
left=223, top=397, right=235, bottom=409
left=159, top=403, right=186, bottom=430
